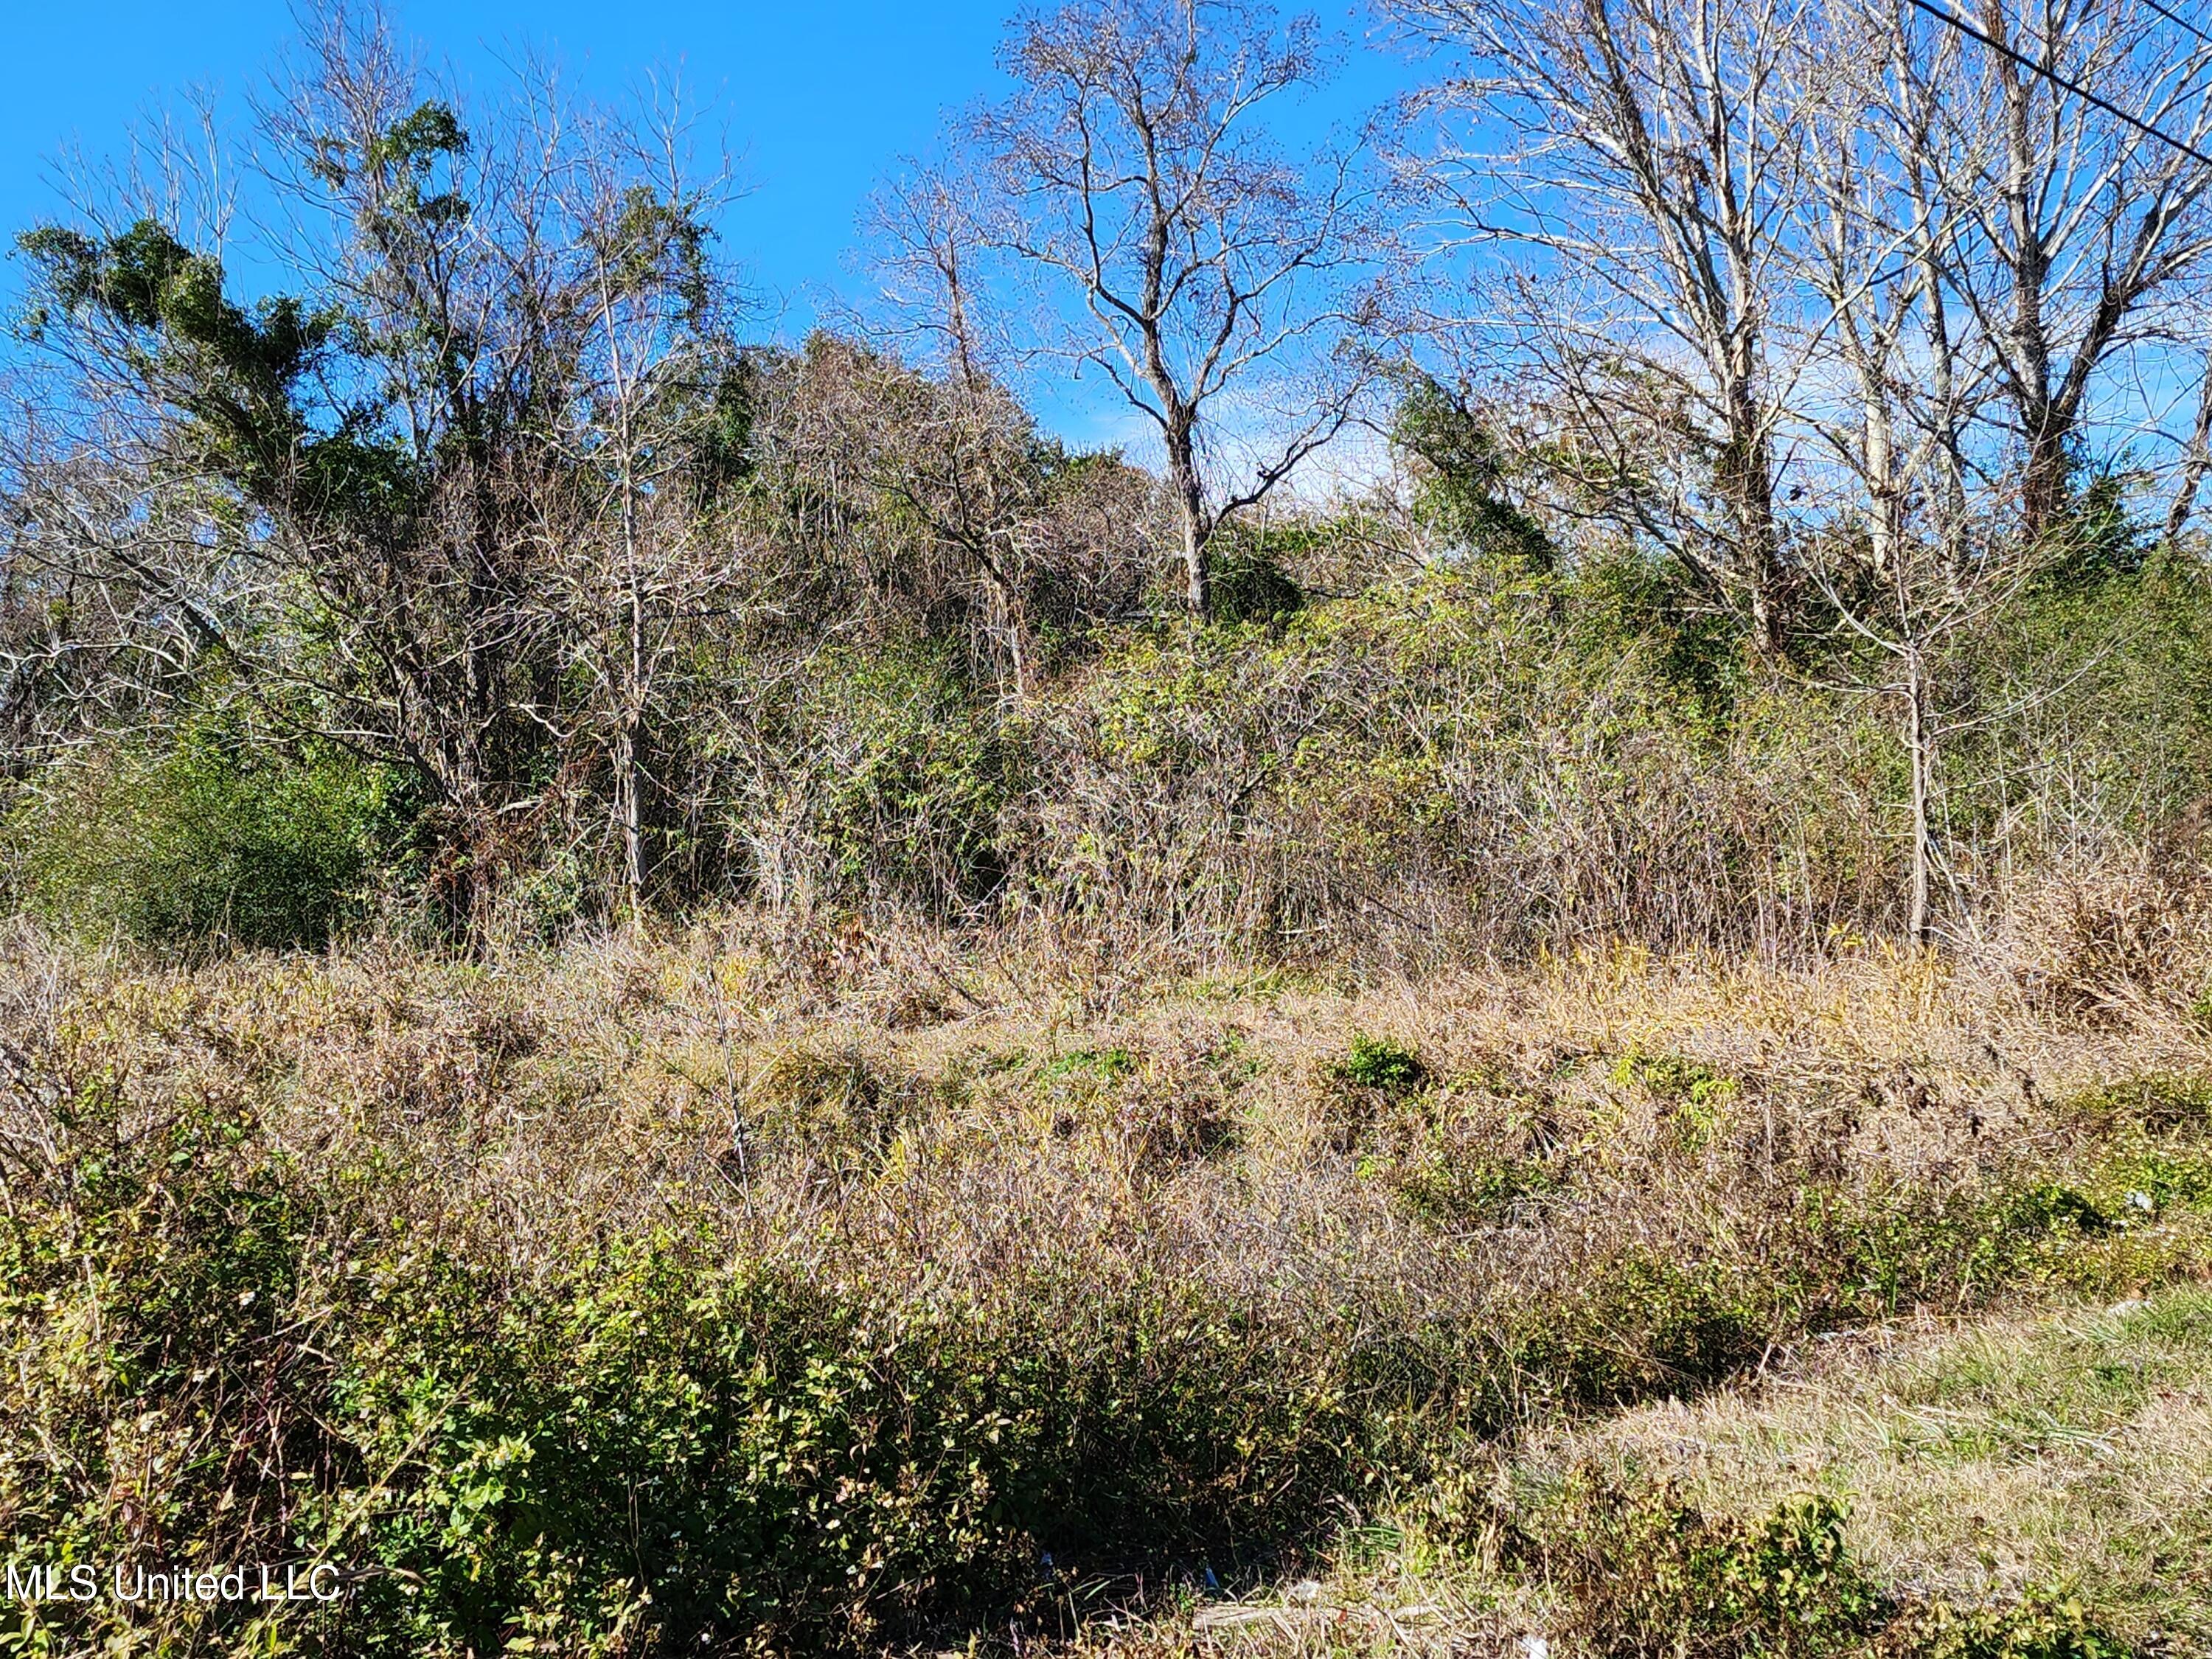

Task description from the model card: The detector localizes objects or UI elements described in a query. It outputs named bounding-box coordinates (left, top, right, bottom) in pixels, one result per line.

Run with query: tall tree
left=542, top=89, right=742, bottom=920
left=972, top=0, right=1378, bottom=619
left=1392, top=0, right=1815, bottom=652
left=1918, top=0, right=2212, bottom=548
left=12, top=2, right=741, bottom=925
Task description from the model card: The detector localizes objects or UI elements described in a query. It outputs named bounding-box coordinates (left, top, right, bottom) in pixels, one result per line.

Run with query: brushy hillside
left=7, top=870, right=2212, bottom=1656
left=15, top=554, right=2212, bottom=967
left=13, top=2, right=2212, bottom=1652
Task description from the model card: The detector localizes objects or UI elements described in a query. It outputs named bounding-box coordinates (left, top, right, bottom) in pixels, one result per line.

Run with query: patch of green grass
left=1615, top=1048, right=1742, bottom=1149
left=1334, top=1033, right=1427, bottom=1093
left=2064, top=1074, right=2212, bottom=1135
left=1041, top=1045, right=1138, bottom=1083
left=1571, top=1286, right=2212, bottom=1652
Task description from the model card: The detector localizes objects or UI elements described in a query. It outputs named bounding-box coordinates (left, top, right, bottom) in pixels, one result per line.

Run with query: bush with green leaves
left=0, top=1094, right=1361, bottom=1657
left=332, top=1247, right=1361, bottom=1654
left=727, top=646, right=1013, bottom=915
left=1205, top=536, right=1305, bottom=625
left=1014, top=560, right=1905, bottom=960
left=1335, top=1032, right=1427, bottom=1093
left=3, top=1116, right=2166, bottom=1655
left=1510, top=1474, right=2129, bottom=1659
left=6, top=717, right=396, bottom=950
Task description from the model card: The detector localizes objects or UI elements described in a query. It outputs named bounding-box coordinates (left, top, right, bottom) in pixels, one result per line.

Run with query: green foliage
left=1952, top=558, right=2212, bottom=847
left=1516, top=1475, right=2132, bottom=1659
left=1533, top=1251, right=1787, bottom=1405
left=0, top=1102, right=1360, bottom=1656
left=1206, top=535, right=1305, bottom=624
left=0, top=1098, right=347, bottom=1656
left=2035, top=457, right=2149, bottom=594
left=1878, top=1588, right=2134, bottom=1659
left=1335, top=1032, right=1427, bottom=1093
left=363, top=102, right=469, bottom=175
left=1385, top=1149, right=1560, bottom=1223
left=2062, top=1074, right=2212, bottom=1133
left=1615, top=1049, right=1742, bottom=1149
left=670, top=349, right=762, bottom=504
left=336, top=1249, right=1357, bottom=1653
left=1040, top=1045, right=1138, bottom=1082
left=1023, top=560, right=1875, bottom=958
left=1390, top=373, right=1554, bottom=570
left=16, top=218, right=337, bottom=502
left=6, top=717, right=396, bottom=950
left=18, top=219, right=325, bottom=382
left=1526, top=1476, right=1879, bottom=1656
left=4, top=998, right=2208, bottom=1653
left=1570, top=550, right=1747, bottom=716
left=1498, top=1118, right=2212, bottom=1421
left=790, top=648, right=1012, bottom=911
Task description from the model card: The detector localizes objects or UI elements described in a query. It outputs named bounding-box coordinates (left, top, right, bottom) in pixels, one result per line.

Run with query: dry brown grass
left=7, top=874, right=2212, bottom=1655
left=8, top=877, right=2209, bottom=1346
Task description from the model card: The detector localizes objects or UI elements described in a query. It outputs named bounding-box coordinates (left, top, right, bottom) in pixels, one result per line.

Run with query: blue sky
left=0, top=0, right=1408, bottom=451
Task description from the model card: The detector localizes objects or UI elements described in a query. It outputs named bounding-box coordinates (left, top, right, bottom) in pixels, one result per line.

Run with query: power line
left=2142, top=0, right=2212, bottom=55
left=1902, top=0, right=2212, bottom=170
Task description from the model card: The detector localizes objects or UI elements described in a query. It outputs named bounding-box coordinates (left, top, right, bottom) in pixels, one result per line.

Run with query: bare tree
left=971, top=0, right=1379, bottom=618
left=1921, top=0, right=2212, bottom=548
left=858, top=164, right=1068, bottom=690
left=865, top=157, right=1002, bottom=397
left=1392, top=0, right=1815, bottom=651
left=2163, top=357, right=2212, bottom=552
left=1800, top=501, right=2061, bottom=945
left=1784, top=0, right=1980, bottom=577
left=744, top=332, right=1156, bottom=698
left=538, top=82, right=744, bottom=921
left=1772, top=0, right=2193, bottom=942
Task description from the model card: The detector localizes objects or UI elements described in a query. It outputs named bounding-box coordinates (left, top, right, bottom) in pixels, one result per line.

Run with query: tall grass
left=4, top=878, right=2212, bottom=1652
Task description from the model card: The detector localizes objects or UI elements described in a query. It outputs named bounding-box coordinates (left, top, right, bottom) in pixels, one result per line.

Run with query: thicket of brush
left=5, top=901, right=2212, bottom=1653
left=10, top=4, right=2212, bottom=1652
left=4, top=10, right=2210, bottom=971
left=10, top=540, right=2212, bottom=969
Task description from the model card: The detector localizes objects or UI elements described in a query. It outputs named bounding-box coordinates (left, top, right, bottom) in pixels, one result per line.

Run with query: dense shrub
left=1010, top=563, right=1903, bottom=960
left=4, top=1113, right=2169, bottom=1654
left=1509, top=1475, right=2127, bottom=1659
left=333, top=1248, right=1357, bottom=1654
left=15, top=544, right=2208, bottom=965
left=4, top=717, right=394, bottom=950
left=1959, top=557, right=2212, bottom=844
left=1204, top=536, right=1305, bottom=625
left=1523, top=1478, right=1879, bottom=1656
left=722, top=646, right=1012, bottom=916
left=0, top=1100, right=1360, bottom=1656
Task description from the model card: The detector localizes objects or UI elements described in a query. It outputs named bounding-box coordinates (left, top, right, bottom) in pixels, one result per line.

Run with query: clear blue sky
left=0, top=0, right=1404, bottom=448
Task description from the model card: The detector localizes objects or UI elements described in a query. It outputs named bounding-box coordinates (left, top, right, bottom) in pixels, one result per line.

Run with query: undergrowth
left=4, top=923, right=2212, bottom=1653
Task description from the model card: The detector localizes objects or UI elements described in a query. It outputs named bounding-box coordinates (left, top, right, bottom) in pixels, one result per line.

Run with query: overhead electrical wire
left=2140, top=0, right=2212, bottom=55
left=1900, top=0, right=2212, bottom=168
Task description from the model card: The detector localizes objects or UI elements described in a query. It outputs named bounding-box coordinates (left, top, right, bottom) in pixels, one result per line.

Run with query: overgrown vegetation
left=5, top=1, right=2212, bottom=961
left=7, top=0, right=2212, bottom=1651
left=6, top=714, right=396, bottom=949
left=4, top=915, right=2212, bottom=1652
